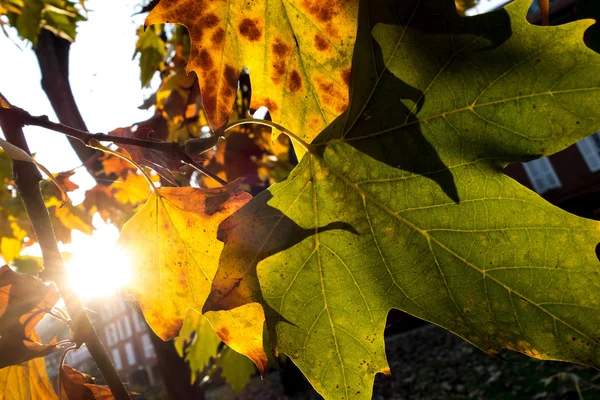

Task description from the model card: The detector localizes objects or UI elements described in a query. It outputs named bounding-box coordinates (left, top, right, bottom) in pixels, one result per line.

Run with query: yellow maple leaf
left=146, top=0, right=359, bottom=146
left=118, top=183, right=268, bottom=372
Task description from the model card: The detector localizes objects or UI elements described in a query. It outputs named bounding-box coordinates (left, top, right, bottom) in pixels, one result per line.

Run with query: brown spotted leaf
left=109, top=125, right=179, bottom=185
left=0, top=265, right=61, bottom=368
left=0, top=334, right=59, bottom=400
left=118, top=182, right=268, bottom=372
left=59, top=365, right=115, bottom=400
left=146, top=0, right=359, bottom=146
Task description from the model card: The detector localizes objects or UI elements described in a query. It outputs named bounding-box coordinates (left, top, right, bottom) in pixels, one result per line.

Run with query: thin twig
left=224, top=118, right=313, bottom=153
left=2, top=105, right=227, bottom=187
left=0, top=102, right=131, bottom=400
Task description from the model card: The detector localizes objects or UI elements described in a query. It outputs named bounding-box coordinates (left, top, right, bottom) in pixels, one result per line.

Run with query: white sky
left=0, top=0, right=156, bottom=177
left=0, top=1, right=158, bottom=287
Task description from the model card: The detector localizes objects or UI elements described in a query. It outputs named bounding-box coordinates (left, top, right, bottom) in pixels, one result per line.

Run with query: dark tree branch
left=4, top=105, right=227, bottom=186
left=34, top=30, right=102, bottom=169
left=0, top=103, right=131, bottom=400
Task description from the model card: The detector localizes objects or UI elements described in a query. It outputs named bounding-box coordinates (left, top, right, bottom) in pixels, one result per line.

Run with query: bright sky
left=0, top=0, right=159, bottom=298
left=0, top=0, right=156, bottom=175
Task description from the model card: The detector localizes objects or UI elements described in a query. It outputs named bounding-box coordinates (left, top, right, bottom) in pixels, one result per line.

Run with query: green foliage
left=2, top=0, right=85, bottom=43
left=217, top=347, right=256, bottom=393
left=174, top=310, right=221, bottom=384
left=134, top=24, right=166, bottom=88
left=202, top=0, right=600, bottom=398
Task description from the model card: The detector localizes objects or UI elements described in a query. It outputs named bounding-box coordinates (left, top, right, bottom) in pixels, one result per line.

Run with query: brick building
left=39, top=295, right=163, bottom=394
left=94, top=296, right=161, bottom=390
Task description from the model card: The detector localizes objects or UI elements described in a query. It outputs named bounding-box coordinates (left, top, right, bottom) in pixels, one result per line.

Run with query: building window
left=522, top=157, right=561, bottom=194
left=576, top=134, right=600, bottom=172
left=117, top=319, right=124, bottom=341
left=133, top=312, right=145, bottom=333
left=111, top=348, right=123, bottom=370
left=124, top=342, right=137, bottom=366
left=141, top=334, right=155, bottom=359
left=104, top=323, right=118, bottom=346
left=123, top=316, right=132, bottom=338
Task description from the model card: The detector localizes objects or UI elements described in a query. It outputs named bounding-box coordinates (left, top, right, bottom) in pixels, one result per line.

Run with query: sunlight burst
left=63, top=214, right=132, bottom=299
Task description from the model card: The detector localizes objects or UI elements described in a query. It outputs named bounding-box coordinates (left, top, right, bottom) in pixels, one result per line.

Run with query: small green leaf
left=217, top=347, right=255, bottom=394
left=134, top=25, right=166, bottom=88
left=174, top=309, right=221, bottom=384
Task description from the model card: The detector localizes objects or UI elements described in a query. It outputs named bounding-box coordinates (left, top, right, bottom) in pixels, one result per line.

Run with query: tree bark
left=0, top=105, right=131, bottom=400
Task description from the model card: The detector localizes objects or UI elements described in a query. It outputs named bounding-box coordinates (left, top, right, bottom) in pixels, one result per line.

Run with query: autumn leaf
left=0, top=265, right=61, bottom=368
left=203, top=0, right=600, bottom=398
left=59, top=365, right=114, bottom=400
left=118, top=183, right=268, bottom=371
left=134, top=24, right=166, bottom=88
left=82, top=185, right=135, bottom=229
left=109, top=126, right=179, bottom=185
left=55, top=171, right=79, bottom=193
left=217, top=346, right=256, bottom=393
left=146, top=0, right=359, bottom=147
left=0, top=334, right=59, bottom=400
left=110, top=172, right=153, bottom=207
left=174, top=309, right=221, bottom=383
left=101, top=152, right=135, bottom=180
left=0, top=92, right=10, bottom=109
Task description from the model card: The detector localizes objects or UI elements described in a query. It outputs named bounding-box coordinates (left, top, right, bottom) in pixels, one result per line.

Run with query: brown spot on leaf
left=198, top=49, right=214, bottom=71
left=314, top=35, right=331, bottom=51
left=308, top=117, right=321, bottom=132
left=200, top=13, right=220, bottom=29
left=260, top=98, right=279, bottom=113
left=218, top=327, right=230, bottom=342
left=238, top=18, right=262, bottom=41
left=271, top=38, right=290, bottom=84
left=211, top=28, right=225, bottom=46
left=301, top=0, right=338, bottom=22
left=220, top=64, right=238, bottom=99
left=341, top=68, right=351, bottom=86
left=289, top=70, right=302, bottom=92
left=201, top=70, right=218, bottom=120
left=315, top=75, right=348, bottom=114
left=205, top=191, right=231, bottom=215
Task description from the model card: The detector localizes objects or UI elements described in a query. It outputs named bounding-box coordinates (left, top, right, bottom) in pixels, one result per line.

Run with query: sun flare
left=63, top=214, right=132, bottom=299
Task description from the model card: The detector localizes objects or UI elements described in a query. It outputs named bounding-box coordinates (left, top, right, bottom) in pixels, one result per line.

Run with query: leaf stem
left=182, top=161, right=228, bottom=186
left=224, top=118, right=313, bottom=153
left=88, top=139, right=160, bottom=195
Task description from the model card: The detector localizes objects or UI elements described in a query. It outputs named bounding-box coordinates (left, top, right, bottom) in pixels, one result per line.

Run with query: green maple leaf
left=203, top=0, right=600, bottom=398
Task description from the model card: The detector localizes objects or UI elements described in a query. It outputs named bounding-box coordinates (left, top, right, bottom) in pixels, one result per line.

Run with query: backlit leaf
left=0, top=265, right=61, bottom=368
left=59, top=365, right=114, bottom=400
left=174, top=309, right=220, bottom=383
left=204, top=0, right=600, bottom=398
left=217, top=346, right=256, bottom=394
left=146, top=0, right=359, bottom=146
left=134, top=24, right=166, bottom=88
left=111, top=172, right=152, bottom=207
left=0, top=333, right=59, bottom=400
left=118, top=183, right=268, bottom=371
left=109, top=126, right=179, bottom=185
